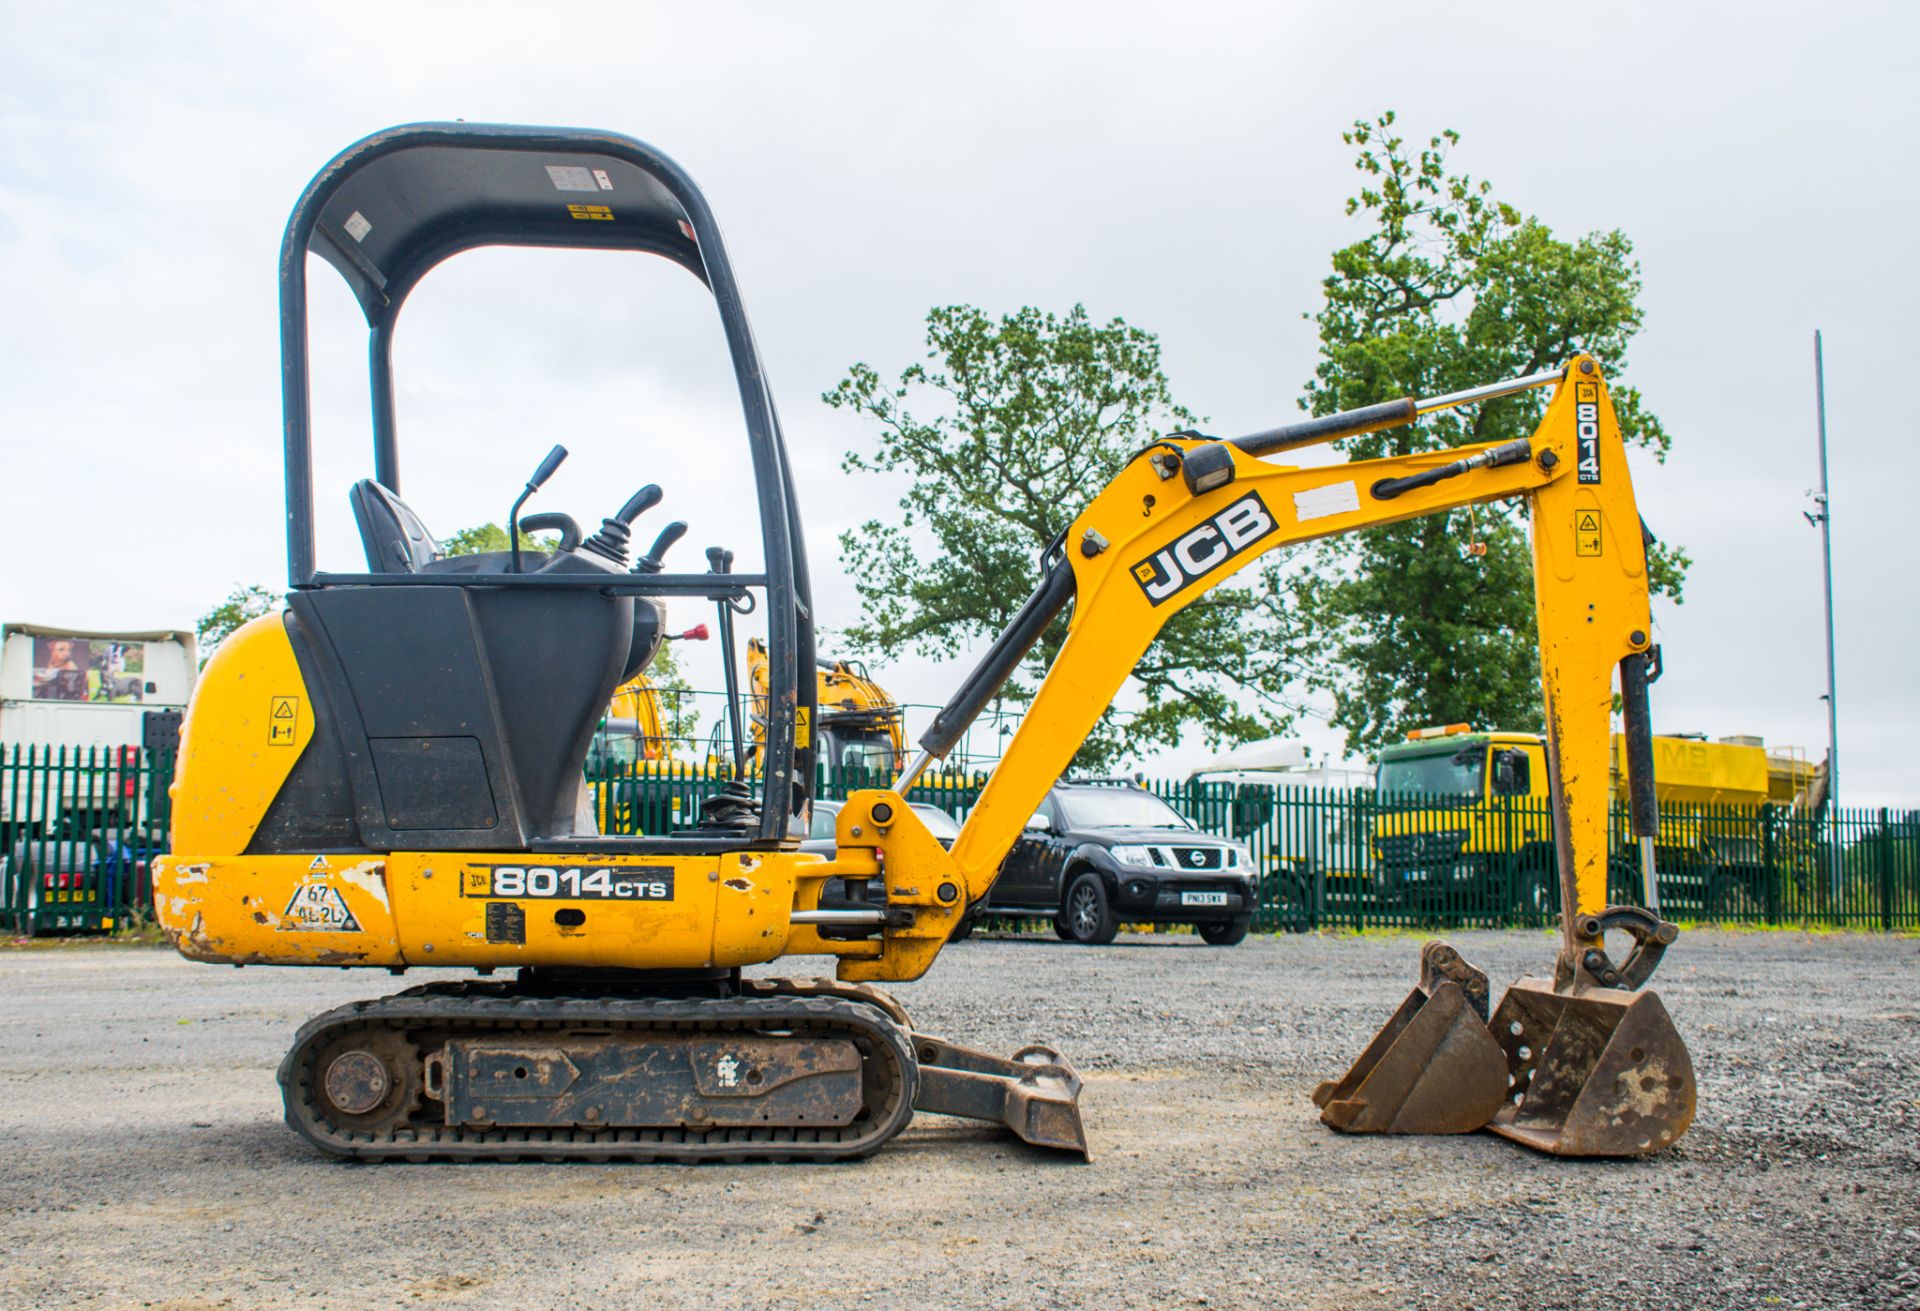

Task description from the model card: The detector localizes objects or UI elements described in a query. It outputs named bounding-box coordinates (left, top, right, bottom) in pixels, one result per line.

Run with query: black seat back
left=349, top=480, right=440, bottom=573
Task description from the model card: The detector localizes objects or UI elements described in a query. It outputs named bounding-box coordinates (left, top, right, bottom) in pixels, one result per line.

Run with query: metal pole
left=1812, top=332, right=1839, bottom=808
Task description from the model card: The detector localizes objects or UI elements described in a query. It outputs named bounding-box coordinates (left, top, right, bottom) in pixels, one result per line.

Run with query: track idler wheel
left=309, top=1029, right=421, bottom=1135
left=1486, top=908, right=1696, bottom=1157
left=1313, top=940, right=1508, bottom=1135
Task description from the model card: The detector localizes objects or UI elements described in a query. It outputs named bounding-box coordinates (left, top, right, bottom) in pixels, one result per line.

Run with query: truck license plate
left=1181, top=891, right=1228, bottom=907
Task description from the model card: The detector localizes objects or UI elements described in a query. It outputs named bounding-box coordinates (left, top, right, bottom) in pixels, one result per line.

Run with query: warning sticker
left=545, top=164, right=599, bottom=192
left=1293, top=480, right=1361, bottom=523
left=343, top=211, right=372, bottom=243
left=281, top=883, right=361, bottom=933
left=567, top=204, right=615, bottom=222
left=592, top=168, right=613, bottom=190
left=795, top=706, right=812, bottom=750
left=1575, top=509, right=1602, bottom=557
left=269, top=696, right=298, bottom=746
left=308, top=855, right=329, bottom=873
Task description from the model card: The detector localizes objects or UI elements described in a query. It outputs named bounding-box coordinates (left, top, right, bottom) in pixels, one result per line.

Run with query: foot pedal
left=1313, top=940, right=1508, bottom=1135
left=909, top=1034, right=1090, bottom=1158
left=1486, top=977, right=1695, bottom=1156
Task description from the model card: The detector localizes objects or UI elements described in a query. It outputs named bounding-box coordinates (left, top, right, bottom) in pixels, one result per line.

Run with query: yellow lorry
left=1368, top=723, right=1820, bottom=915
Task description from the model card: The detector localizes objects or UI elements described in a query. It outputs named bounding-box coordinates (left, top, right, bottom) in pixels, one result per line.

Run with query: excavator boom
left=814, top=354, right=1693, bottom=1156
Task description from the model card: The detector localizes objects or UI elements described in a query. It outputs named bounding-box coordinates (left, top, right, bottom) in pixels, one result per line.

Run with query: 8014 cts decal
left=463, top=865, right=674, bottom=901
left=1575, top=381, right=1601, bottom=484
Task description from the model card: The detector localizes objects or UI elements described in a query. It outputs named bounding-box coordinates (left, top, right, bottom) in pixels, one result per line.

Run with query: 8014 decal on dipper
left=1131, top=490, right=1278, bottom=605
left=462, top=865, right=674, bottom=901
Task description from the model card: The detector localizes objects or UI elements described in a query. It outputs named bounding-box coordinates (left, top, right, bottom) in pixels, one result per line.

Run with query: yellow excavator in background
left=154, top=123, right=1692, bottom=1164
left=745, top=637, right=905, bottom=775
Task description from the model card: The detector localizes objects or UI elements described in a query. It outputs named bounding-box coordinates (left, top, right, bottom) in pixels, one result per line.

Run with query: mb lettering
left=1131, top=492, right=1277, bottom=605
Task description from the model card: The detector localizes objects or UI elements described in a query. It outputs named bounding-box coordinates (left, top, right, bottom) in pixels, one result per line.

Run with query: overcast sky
left=2, top=2, right=1914, bottom=803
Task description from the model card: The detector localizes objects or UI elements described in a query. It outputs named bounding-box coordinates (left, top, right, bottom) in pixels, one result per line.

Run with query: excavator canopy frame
left=275, top=122, right=816, bottom=846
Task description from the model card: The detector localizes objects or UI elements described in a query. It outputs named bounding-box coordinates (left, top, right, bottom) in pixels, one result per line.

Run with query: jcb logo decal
left=1131, top=491, right=1277, bottom=606
left=1575, top=381, right=1600, bottom=485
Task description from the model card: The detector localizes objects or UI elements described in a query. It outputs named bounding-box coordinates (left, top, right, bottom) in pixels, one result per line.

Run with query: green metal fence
left=1, top=744, right=176, bottom=935
left=4, top=744, right=1916, bottom=936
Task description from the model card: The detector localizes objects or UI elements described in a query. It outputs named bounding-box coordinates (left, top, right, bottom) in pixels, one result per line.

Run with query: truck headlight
left=1112, top=845, right=1158, bottom=868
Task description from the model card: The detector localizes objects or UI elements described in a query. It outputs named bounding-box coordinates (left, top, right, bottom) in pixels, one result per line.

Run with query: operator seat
left=349, top=479, right=440, bottom=573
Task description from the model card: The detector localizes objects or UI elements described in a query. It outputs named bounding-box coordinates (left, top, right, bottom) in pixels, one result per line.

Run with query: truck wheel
left=1058, top=872, right=1118, bottom=945
left=1198, top=917, right=1250, bottom=946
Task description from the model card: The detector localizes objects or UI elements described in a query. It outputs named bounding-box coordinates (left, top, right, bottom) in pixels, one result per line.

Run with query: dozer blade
left=909, top=1034, right=1090, bottom=1158
left=1312, top=940, right=1508, bottom=1135
left=1486, top=976, right=1695, bottom=1157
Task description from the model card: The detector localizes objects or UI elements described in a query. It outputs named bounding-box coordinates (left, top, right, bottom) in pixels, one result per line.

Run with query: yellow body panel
left=160, top=848, right=813, bottom=970
left=165, top=614, right=314, bottom=856
left=156, top=853, right=403, bottom=966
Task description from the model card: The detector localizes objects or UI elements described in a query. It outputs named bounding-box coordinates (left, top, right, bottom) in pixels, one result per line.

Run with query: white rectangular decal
left=342, top=211, right=372, bottom=242
left=545, top=164, right=599, bottom=192
left=1293, top=480, right=1360, bottom=522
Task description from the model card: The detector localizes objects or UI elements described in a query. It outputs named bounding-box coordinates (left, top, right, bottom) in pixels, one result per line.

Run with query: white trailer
left=0, top=623, right=198, bottom=836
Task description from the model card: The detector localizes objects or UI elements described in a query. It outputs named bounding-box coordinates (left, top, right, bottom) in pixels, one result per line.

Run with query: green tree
left=826, top=304, right=1300, bottom=768
left=196, top=583, right=277, bottom=665
left=440, top=522, right=551, bottom=557
left=647, top=636, right=700, bottom=748
left=1294, top=112, right=1690, bottom=753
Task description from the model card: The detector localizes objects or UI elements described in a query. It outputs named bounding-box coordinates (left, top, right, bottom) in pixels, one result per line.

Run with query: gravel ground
left=1, top=929, right=1915, bottom=1311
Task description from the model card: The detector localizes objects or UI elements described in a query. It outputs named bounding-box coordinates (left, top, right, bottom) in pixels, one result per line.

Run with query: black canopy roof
left=296, top=123, right=712, bottom=325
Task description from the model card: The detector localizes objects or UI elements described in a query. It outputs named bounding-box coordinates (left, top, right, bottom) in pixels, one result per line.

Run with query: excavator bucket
left=1485, top=977, right=1695, bottom=1156
left=1312, top=941, right=1509, bottom=1135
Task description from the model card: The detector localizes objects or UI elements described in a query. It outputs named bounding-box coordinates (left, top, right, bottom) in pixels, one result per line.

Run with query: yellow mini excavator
left=155, top=123, right=1693, bottom=1164
left=744, top=638, right=905, bottom=776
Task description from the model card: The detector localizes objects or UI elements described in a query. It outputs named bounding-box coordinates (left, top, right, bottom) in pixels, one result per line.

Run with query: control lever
left=635, top=521, right=689, bottom=574
left=509, top=444, right=568, bottom=574
left=518, top=512, right=582, bottom=555
left=708, top=546, right=748, bottom=773
left=582, top=484, right=664, bottom=567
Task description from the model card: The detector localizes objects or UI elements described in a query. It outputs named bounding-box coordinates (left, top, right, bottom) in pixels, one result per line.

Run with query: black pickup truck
left=968, top=779, right=1258, bottom=945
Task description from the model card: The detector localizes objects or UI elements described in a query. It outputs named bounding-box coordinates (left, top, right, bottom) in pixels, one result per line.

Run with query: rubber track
left=278, top=985, right=919, bottom=1163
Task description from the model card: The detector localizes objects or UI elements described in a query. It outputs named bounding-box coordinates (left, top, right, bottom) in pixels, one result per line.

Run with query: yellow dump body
left=1618, top=735, right=1770, bottom=809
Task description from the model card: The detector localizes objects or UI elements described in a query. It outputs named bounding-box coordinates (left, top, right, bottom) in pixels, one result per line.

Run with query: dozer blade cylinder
left=1312, top=941, right=1509, bottom=1136
left=1485, top=977, right=1696, bottom=1157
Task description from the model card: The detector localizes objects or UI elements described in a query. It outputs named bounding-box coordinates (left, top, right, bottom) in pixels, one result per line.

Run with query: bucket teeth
left=1485, top=977, right=1696, bottom=1157
left=1312, top=940, right=1508, bottom=1135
